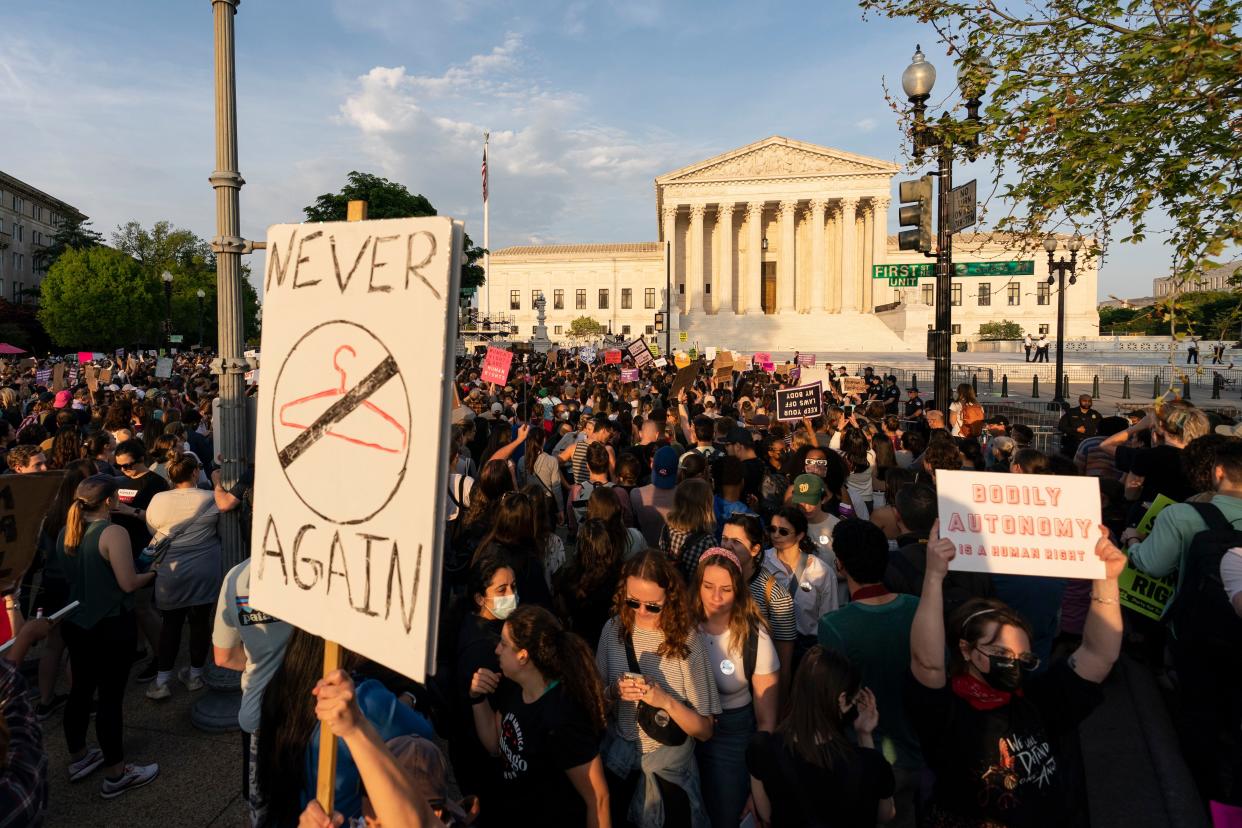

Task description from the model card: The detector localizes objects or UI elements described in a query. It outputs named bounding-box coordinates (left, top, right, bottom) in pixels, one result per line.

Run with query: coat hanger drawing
left=279, top=345, right=408, bottom=454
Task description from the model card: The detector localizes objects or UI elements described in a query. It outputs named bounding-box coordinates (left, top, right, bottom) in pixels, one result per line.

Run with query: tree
left=32, top=216, right=104, bottom=273
left=38, top=247, right=163, bottom=349
left=303, top=171, right=486, bottom=292
left=112, top=220, right=261, bottom=345
left=860, top=1, right=1241, bottom=285
left=977, top=319, right=1023, bottom=340
left=567, top=316, right=607, bottom=341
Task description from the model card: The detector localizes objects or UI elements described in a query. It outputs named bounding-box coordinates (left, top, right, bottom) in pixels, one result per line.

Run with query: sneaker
left=135, top=659, right=158, bottom=684
left=100, top=763, right=159, bottom=799
left=178, top=667, right=205, bottom=692
left=68, top=747, right=105, bottom=782
left=145, top=682, right=171, bottom=701
left=36, top=693, right=69, bottom=721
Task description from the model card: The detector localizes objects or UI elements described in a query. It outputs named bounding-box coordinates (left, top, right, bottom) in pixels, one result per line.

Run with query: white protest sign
left=936, top=470, right=1104, bottom=579
left=250, top=216, right=463, bottom=681
left=154, top=358, right=174, bottom=378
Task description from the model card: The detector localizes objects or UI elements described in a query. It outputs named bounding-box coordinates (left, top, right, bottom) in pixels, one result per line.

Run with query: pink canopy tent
left=0, top=343, right=26, bottom=355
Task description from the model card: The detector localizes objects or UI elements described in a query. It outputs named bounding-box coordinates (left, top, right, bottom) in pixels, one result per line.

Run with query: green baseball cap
left=791, top=473, right=825, bottom=505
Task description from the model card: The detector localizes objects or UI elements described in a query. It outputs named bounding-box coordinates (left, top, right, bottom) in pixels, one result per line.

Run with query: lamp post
left=196, top=288, right=206, bottom=348
left=1044, top=235, right=1082, bottom=406
left=900, top=45, right=987, bottom=416
left=161, top=271, right=174, bottom=349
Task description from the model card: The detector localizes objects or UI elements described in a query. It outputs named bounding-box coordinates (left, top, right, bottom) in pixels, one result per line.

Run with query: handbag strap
left=622, top=631, right=642, bottom=675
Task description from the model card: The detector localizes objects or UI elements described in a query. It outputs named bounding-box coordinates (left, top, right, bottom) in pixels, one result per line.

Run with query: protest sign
left=67, top=365, right=80, bottom=387
left=649, top=342, right=660, bottom=356
left=154, top=358, right=173, bottom=379
left=18, top=358, right=36, bottom=372
left=98, top=368, right=112, bottom=384
left=705, top=347, right=717, bottom=362
left=796, top=353, right=815, bottom=366
left=84, top=366, right=99, bottom=393
left=52, top=364, right=66, bottom=391
left=674, top=352, right=691, bottom=369
left=77, top=351, right=93, bottom=364
left=760, top=361, right=775, bottom=373
left=1119, top=495, right=1178, bottom=620
left=841, top=376, right=868, bottom=396
left=604, top=349, right=622, bottom=365
left=679, top=331, right=688, bottom=343
left=480, top=347, right=514, bottom=385
left=578, top=346, right=597, bottom=364
left=620, top=368, right=639, bottom=383
left=936, top=470, right=1104, bottom=579
left=653, top=357, right=668, bottom=368
left=775, top=382, right=823, bottom=422
left=753, top=351, right=771, bottom=366
left=250, top=214, right=463, bottom=684
left=626, top=337, right=654, bottom=369
left=669, top=360, right=701, bottom=400
left=0, top=473, right=66, bottom=594
left=35, top=368, right=51, bottom=387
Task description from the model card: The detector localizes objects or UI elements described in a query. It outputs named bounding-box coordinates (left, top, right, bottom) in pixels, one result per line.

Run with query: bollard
left=1152, top=375, right=1160, bottom=399
left=971, top=373, right=978, bottom=394
left=1212, top=373, right=1222, bottom=399
left=1032, top=375, right=1039, bottom=399
left=1063, top=374, right=1070, bottom=400
left=1001, top=374, right=1009, bottom=398
left=910, top=373, right=918, bottom=391
left=1183, top=377, right=1191, bottom=400
left=1122, top=375, right=1130, bottom=399
left=1092, top=375, right=1100, bottom=399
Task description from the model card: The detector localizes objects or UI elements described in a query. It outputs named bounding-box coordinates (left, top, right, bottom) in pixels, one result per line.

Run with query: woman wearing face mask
left=596, top=550, right=720, bottom=828
left=690, top=548, right=780, bottom=828
left=444, top=549, right=518, bottom=815
left=763, top=507, right=838, bottom=662
left=469, top=606, right=610, bottom=827
left=910, top=521, right=1126, bottom=826
left=746, top=645, right=895, bottom=826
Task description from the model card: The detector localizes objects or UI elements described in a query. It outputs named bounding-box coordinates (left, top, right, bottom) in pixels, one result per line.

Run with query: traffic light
left=654, top=312, right=665, bottom=333
left=897, top=175, right=934, bottom=254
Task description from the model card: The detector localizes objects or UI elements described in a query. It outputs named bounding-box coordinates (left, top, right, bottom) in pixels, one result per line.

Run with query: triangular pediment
left=656, top=136, right=899, bottom=184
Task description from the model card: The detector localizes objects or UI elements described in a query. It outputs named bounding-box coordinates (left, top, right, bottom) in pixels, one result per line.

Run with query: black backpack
left=1166, top=502, right=1242, bottom=647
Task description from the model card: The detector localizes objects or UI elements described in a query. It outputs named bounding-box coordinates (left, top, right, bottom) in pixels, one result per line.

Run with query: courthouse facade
left=488, top=136, right=1099, bottom=352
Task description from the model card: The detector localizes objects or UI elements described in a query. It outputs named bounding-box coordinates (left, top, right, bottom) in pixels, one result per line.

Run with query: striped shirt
left=747, top=569, right=798, bottom=642
left=0, top=660, right=46, bottom=827
left=595, top=617, right=721, bottom=754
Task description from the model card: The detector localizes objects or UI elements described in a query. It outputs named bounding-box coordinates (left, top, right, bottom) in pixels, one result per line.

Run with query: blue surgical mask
left=490, top=593, right=518, bottom=620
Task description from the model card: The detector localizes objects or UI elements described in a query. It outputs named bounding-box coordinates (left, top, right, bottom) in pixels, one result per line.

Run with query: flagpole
left=483, top=131, right=490, bottom=320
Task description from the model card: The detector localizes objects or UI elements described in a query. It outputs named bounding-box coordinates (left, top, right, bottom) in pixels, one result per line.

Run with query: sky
left=2, top=0, right=1183, bottom=301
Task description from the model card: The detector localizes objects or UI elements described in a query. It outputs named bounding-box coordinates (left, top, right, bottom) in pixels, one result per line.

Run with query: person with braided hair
left=469, top=604, right=610, bottom=827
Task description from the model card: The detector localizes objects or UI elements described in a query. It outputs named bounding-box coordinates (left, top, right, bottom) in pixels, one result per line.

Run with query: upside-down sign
left=250, top=216, right=464, bottom=681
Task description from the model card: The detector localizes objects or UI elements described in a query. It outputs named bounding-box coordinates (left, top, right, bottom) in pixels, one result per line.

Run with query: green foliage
left=1099, top=290, right=1242, bottom=338
left=977, top=319, right=1023, bottom=340
left=32, top=216, right=104, bottom=273
left=39, top=247, right=163, bottom=349
left=303, top=171, right=486, bottom=292
left=567, top=316, right=607, bottom=340
left=860, top=0, right=1241, bottom=283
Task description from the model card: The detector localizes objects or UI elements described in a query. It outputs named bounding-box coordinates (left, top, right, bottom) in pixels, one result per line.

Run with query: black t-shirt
left=491, top=679, right=601, bottom=827
left=1114, top=444, right=1192, bottom=503
left=883, top=385, right=901, bottom=413
left=113, top=471, right=170, bottom=555
left=741, top=457, right=766, bottom=501
left=904, top=398, right=925, bottom=418
left=905, top=661, right=1103, bottom=827
left=451, top=613, right=504, bottom=797
left=746, top=730, right=895, bottom=827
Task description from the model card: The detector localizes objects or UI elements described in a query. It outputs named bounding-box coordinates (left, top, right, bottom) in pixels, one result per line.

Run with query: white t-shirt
left=446, top=473, right=474, bottom=521
left=762, top=548, right=839, bottom=636
left=699, top=623, right=779, bottom=710
left=1222, top=548, right=1242, bottom=601
left=212, top=560, right=294, bottom=733
left=949, top=401, right=963, bottom=437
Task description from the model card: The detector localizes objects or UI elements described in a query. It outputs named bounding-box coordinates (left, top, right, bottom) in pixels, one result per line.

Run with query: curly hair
left=613, top=549, right=695, bottom=659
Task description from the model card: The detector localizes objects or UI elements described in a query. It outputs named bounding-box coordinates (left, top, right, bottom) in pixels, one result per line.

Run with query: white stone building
left=487, top=136, right=1099, bottom=352
left=0, top=171, right=86, bottom=304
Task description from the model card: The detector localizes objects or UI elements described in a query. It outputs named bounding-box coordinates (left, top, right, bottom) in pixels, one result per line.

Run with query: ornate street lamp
left=161, top=271, right=174, bottom=348
left=196, top=288, right=207, bottom=347
left=1044, top=235, right=1083, bottom=405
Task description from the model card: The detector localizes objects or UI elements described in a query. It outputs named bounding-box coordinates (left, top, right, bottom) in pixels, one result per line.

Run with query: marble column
left=862, top=201, right=875, bottom=312
left=826, top=203, right=840, bottom=313
left=716, top=203, right=734, bottom=315
left=871, top=196, right=890, bottom=311
left=809, top=198, right=828, bottom=312
left=661, top=205, right=679, bottom=313
left=778, top=200, right=797, bottom=313
left=839, top=197, right=859, bottom=312
left=688, top=204, right=706, bottom=314
left=746, top=202, right=764, bottom=314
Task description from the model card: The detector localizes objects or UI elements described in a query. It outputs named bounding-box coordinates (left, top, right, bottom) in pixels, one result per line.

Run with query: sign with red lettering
left=936, top=470, right=1104, bottom=579
left=480, top=347, right=514, bottom=385
left=753, top=352, right=772, bottom=365
left=604, top=350, right=622, bottom=365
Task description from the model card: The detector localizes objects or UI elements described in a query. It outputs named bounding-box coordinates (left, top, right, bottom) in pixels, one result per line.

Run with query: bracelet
left=1090, top=593, right=1119, bottom=605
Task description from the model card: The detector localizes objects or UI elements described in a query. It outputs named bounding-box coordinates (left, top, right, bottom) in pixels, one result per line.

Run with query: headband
left=700, top=546, right=742, bottom=571
left=960, top=607, right=998, bottom=634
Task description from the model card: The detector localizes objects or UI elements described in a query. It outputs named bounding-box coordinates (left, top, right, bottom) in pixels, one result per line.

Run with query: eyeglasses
left=769, top=525, right=794, bottom=537
left=975, top=647, right=1041, bottom=672
left=624, top=597, right=664, bottom=614
left=804, top=459, right=827, bottom=467
left=117, top=461, right=139, bottom=471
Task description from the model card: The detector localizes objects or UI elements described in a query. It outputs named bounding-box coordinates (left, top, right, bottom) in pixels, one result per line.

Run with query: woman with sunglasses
left=469, top=605, right=609, bottom=827
left=596, top=550, right=720, bottom=827
left=690, top=548, right=779, bottom=828
left=910, top=521, right=1126, bottom=826
left=763, top=507, right=837, bottom=661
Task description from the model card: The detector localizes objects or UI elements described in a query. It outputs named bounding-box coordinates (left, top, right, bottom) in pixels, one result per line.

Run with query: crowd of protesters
left=1, top=344, right=1240, bottom=827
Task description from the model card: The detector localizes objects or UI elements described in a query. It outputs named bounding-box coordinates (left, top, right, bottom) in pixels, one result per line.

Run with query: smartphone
left=622, top=671, right=645, bottom=683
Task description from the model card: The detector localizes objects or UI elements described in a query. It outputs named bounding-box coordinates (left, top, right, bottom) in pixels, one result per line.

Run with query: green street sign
left=169, top=334, right=184, bottom=344
left=872, top=260, right=1035, bottom=286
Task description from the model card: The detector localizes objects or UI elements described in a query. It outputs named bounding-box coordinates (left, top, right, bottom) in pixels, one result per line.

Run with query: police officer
left=1057, top=394, right=1103, bottom=456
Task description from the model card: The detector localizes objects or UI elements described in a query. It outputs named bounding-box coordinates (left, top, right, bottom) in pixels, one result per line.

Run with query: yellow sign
left=1119, top=495, right=1178, bottom=620
left=674, top=352, right=691, bottom=369
left=679, top=331, right=688, bottom=343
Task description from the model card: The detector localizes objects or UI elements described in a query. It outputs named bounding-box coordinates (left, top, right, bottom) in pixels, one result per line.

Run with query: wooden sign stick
left=315, top=198, right=368, bottom=815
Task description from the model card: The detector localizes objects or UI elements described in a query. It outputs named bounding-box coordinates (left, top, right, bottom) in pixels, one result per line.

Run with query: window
left=622, top=325, right=631, bottom=335
left=10, top=280, right=17, bottom=301
left=921, top=284, right=934, bottom=305
left=575, top=289, right=586, bottom=309
left=951, top=284, right=962, bottom=306
left=1038, top=324, right=1050, bottom=335
left=621, top=288, right=632, bottom=309
left=598, top=289, right=609, bottom=309
left=951, top=323, right=961, bottom=334
left=977, top=283, right=991, bottom=306
left=704, top=283, right=711, bottom=294
left=645, top=288, right=656, bottom=309
left=678, top=284, right=684, bottom=294
left=645, top=325, right=655, bottom=335
left=510, top=325, right=519, bottom=335
left=1007, top=283, right=1020, bottom=306
left=554, top=325, right=562, bottom=334
left=1037, top=283, right=1050, bottom=305
left=15, top=225, right=22, bottom=243
left=532, top=289, right=542, bottom=307
left=509, top=290, right=520, bottom=310
left=553, top=289, right=564, bottom=309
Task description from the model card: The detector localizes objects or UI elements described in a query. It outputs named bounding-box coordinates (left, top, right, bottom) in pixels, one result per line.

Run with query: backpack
left=443, top=475, right=475, bottom=589
left=960, top=403, right=985, bottom=439
left=1165, top=502, right=1242, bottom=647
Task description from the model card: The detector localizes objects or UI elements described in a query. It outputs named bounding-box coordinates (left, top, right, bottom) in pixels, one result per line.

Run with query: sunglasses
left=624, top=597, right=664, bottom=614
left=977, top=647, right=1041, bottom=672
left=117, top=461, right=139, bottom=470
left=769, top=525, right=794, bottom=537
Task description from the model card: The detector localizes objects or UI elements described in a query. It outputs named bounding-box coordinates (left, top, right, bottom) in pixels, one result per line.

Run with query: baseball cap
left=450, top=406, right=475, bottom=425
left=986, top=414, right=1010, bottom=428
left=703, top=395, right=716, bottom=405
left=490, top=402, right=504, bottom=414
left=652, top=446, right=679, bottom=489
left=54, top=390, right=72, bottom=408
left=725, top=427, right=754, bottom=447
left=791, top=473, right=825, bottom=505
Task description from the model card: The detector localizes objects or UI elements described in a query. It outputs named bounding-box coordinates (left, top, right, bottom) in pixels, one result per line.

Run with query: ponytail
left=507, top=605, right=607, bottom=734
left=63, top=498, right=88, bottom=555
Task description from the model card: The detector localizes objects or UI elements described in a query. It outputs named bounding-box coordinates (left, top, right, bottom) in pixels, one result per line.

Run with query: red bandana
left=850, top=584, right=891, bottom=601
left=951, top=674, right=1022, bottom=711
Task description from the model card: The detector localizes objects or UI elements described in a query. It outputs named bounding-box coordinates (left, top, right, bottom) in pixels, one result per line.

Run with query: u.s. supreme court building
left=487, top=136, right=1099, bottom=353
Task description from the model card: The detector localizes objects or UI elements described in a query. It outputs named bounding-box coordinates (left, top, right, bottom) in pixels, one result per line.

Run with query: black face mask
left=980, top=653, right=1023, bottom=692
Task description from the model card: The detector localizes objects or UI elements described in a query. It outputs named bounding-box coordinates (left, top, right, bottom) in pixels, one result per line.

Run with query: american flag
left=481, top=139, right=489, bottom=202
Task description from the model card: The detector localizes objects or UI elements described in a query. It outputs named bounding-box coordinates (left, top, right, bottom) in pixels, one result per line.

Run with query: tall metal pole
left=210, top=0, right=247, bottom=569
left=1053, top=263, right=1068, bottom=405
left=664, top=240, right=672, bottom=356
left=483, top=131, right=490, bottom=321
left=934, top=145, right=953, bottom=417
